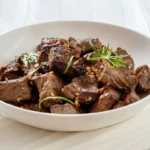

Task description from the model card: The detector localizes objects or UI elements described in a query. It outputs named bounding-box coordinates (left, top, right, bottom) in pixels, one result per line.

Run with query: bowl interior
left=0, top=21, right=150, bottom=131
left=0, top=21, right=150, bottom=68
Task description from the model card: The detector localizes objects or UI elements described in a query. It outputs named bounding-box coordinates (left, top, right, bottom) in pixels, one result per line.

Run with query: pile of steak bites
left=0, top=37, right=149, bottom=114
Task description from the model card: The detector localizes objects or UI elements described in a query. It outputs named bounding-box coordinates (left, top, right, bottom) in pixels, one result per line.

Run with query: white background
left=0, top=0, right=150, bottom=150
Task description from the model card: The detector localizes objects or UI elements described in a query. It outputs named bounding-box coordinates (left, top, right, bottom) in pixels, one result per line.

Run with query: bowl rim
left=1, top=20, right=150, bottom=40
left=0, top=20, right=150, bottom=117
left=0, top=95, right=149, bottom=117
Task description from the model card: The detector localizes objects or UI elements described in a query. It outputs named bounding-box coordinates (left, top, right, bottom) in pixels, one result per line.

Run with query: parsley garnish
left=18, top=52, right=39, bottom=66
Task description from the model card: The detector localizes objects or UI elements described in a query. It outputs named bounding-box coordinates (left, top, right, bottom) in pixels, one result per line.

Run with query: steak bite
left=113, top=101, right=125, bottom=109
left=0, top=67, right=6, bottom=81
left=0, top=37, right=147, bottom=114
left=21, top=103, right=49, bottom=112
left=135, top=65, right=150, bottom=91
left=50, top=103, right=80, bottom=114
left=90, top=86, right=120, bottom=112
left=79, top=74, right=98, bottom=87
left=2, top=59, right=23, bottom=80
left=122, top=91, right=140, bottom=105
left=38, top=38, right=67, bottom=51
left=16, top=52, right=40, bottom=77
left=32, top=73, right=49, bottom=92
left=38, top=38, right=68, bottom=62
left=62, top=74, right=99, bottom=104
left=113, top=91, right=140, bottom=109
left=94, top=60, right=138, bottom=92
left=0, top=77, right=32, bottom=102
left=115, top=47, right=134, bottom=70
left=39, top=62, right=50, bottom=74
left=49, top=45, right=83, bottom=78
left=32, top=72, right=64, bottom=108
left=2, top=53, right=40, bottom=80
left=68, top=37, right=102, bottom=54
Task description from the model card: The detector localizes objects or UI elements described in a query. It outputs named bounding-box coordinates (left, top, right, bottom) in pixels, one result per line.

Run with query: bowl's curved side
left=0, top=21, right=150, bottom=66
left=0, top=95, right=149, bottom=131
left=0, top=21, right=150, bottom=131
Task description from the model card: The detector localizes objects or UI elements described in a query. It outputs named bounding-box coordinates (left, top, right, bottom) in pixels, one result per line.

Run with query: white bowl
left=0, top=21, right=150, bottom=131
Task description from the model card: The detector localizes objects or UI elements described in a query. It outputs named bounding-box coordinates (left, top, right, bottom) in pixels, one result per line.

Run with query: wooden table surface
left=0, top=0, right=150, bottom=150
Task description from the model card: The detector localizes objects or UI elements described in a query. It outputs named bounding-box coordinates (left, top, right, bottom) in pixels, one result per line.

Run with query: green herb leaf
left=87, top=53, right=92, bottom=60
left=110, top=55, right=129, bottom=59
left=63, top=56, right=74, bottom=74
left=38, top=96, right=75, bottom=109
left=109, top=57, right=129, bottom=67
left=18, top=52, right=39, bottom=66
left=89, top=41, right=102, bottom=57
left=102, top=44, right=111, bottom=57
left=28, top=67, right=41, bottom=78
left=88, top=42, right=129, bottom=68
left=87, top=56, right=101, bottom=61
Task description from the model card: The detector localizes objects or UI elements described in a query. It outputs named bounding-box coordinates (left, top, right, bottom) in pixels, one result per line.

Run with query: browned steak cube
left=115, top=47, right=134, bottom=70
left=38, top=38, right=68, bottom=62
left=68, top=37, right=102, bottom=54
left=21, top=103, right=48, bottom=112
left=62, top=74, right=99, bottom=104
left=32, top=72, right=64, bottom=108
left=38, top=38, right=57, bottom=51
left=113, top=101, right=125, bottom=109
left=49, top=45, right=82, bottom=78
left=50, top=103, right=80, bottom=114
left=0, top=67, right=6, bottom=81
left=32, top=73, right=49, bottom=92
left=113, top=91, right=140, bottom=109
left=38, top=47, right=50, bottom=62
left=0, top=77, right=32, bottom=102
left=136, top=65, right=150, bottom=91
left=39, top=62, right=50, bottom=74
left=122, top=91, right=140, bottom=105
left=94, top=60, right=137, bottom=92
left=90, top=86, right=120, bottom=112
left=2, top=60, right=23, bottom=80
left=39, top=38, right=67, bottom=51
